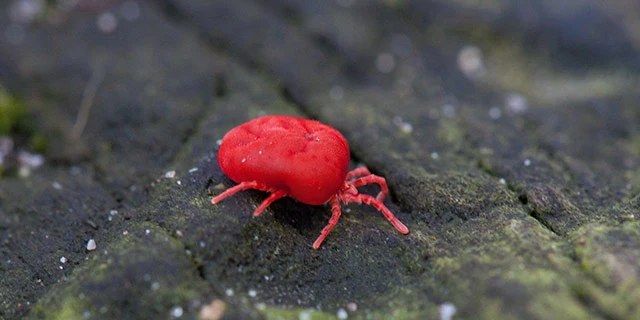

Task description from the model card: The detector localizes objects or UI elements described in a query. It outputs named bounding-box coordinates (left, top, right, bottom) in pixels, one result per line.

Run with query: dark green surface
left=1, top=0, right=639, bottom=319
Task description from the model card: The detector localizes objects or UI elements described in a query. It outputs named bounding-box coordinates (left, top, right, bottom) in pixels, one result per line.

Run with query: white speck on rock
left=439, top=302, right=457, bottom=320
left=248, top=289, right=257, bottom=297
left=96, top=12, right=118, bottom=33
left=52, top=182, right=62, bottom=190
left=457, top=45, right=485, bottom=79
left=524, top=159, right=531, bottom=166
left=170, top=305, right=183, bottom=318
left=86, top=239, right=97, bottom=251
left=506, top=93, right=528, bottom=114
left=225, top=288, right=234, bottom=297
left=60, top=257, right=67, bottom=263
left=336, top=308, right=348, bottom=319
left=165, top=170, right=176, bottom=178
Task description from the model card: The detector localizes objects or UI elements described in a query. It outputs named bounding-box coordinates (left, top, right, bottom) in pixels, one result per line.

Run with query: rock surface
left=1, top=0, right=639, bottom=319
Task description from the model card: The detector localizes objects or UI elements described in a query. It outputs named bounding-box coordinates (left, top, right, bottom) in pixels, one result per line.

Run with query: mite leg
left=350, top=174, right=389, bottom=202
left=212, top=181, right=287, bottom=215
left=344, top=194, right=408, bottom=234
left=346, top=166, right=371, bottom=180
left=253, top=190, right=287, bottom=216
left=312, top=196, right=342, bottom=249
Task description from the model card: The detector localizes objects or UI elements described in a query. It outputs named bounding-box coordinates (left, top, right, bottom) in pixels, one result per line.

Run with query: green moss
left=0, top=86, right=27, bottom=136
left=261, top=307, right=336, bottom=320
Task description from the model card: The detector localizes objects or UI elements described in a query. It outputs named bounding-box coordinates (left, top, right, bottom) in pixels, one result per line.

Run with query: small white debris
left=188, top=167, right=198, bottom=173
left=86, top=239, right=97, bottom=251
left=109, top=210, right=118, bottom=215
left=248, top=289, right=257, bottom=297
left=96, top=12, right=118, bottom=33
left=165, top=170, right=176, bottom=178
left=60, top=257, right=67, bottom=263
left=336, top=308, right=348, bottom=319
left=151, top=282, right=160, bottom=290
left=457, top=45, right=485, bottom=79
left=52, top=182, right=62, bottom=190
left=170, top=305, right=183, bottom=318
left=346, top=302, right=358, bottom=312
left=225, top=288, right=234, bottom=297
left=524, top=159, right=531, bottom=166
left=499, top=178, right=506, bottom=185
left=505, top=93, right=528, bottom=114
left=18, top=151, right=44, bottom=168
left=488, top=107, right=502, bottom=120
left=439, top=302, right=457, bottom=320
left=299, top=310, right=313, bottom=320
left=122, top=230, right=129, bottom=235
left=216, top=139, right=223, bottom=146
left=176, top=180, right=182, bottom=185
left=176, top=230, right=183, bottom=237
left=199, top=241, right=206, bottom=248
left=392, top=116, right=413, bottom=134
left=431, top=152, right=439, bottom=160
left=145, top=229, right=150, bottom=235
left=376, top=53, right=395, bottom=73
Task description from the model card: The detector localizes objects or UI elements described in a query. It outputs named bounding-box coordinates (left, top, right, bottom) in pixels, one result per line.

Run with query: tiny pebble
left=60, top=257, right=67, bottom=263
left=170, top=306, right=183, bottom=318
left=86, top=239, right=97, bottom=251
left=524, top=159, right=531, bottom=166
left=336, top=308, right=348, bottom=319
left=248, top=289, right=257, bottom=297
left=439, top=302, right=457, bottom=320
left=165, top=170, right=176, bottom=178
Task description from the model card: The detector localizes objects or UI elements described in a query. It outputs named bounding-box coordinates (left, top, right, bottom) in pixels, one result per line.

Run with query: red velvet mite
left=212, top=115, right=409, bottom=249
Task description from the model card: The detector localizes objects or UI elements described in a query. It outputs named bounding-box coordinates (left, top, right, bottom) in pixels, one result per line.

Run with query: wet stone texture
left=0, top=0, right=639, bottom=319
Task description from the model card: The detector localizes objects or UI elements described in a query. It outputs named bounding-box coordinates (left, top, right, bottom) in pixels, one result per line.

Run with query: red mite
left=212, top=115, right=409, bottom=249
